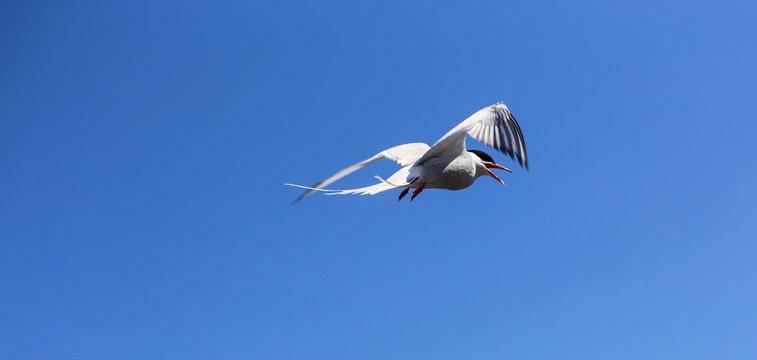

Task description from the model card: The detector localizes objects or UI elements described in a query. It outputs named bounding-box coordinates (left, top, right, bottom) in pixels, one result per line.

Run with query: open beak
left=485, top=167, right=506, bottom=186
left=485, top=162, right=515, bottom=174
left=484, top=163, right=513, bottom=187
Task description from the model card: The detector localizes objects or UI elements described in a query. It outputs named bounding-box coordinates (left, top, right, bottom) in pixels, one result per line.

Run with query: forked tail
left=284, top=176, right=409, bottom=200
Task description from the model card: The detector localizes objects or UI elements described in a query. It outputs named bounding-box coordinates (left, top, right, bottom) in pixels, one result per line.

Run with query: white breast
left=416, top=153, right=478, bottom=190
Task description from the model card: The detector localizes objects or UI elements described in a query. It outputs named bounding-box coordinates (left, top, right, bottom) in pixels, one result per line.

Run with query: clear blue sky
left=2, top=1, right=756, bottom=359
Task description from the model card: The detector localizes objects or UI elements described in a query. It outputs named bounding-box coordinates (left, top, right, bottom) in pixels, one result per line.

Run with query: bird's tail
left=284, top=176, right=408, bottom=197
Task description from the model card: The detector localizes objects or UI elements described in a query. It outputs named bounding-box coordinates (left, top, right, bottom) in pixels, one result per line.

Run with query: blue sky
left=2, top=1, right=756, bottom=359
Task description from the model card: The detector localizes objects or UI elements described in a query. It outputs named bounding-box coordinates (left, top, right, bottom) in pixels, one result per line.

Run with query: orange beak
left=484, top=162, right=514, bottom=174
left=484, top=163, right=514, bottom=187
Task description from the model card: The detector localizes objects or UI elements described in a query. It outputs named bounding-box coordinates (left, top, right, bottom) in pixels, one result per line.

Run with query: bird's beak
left=484, top=167, right=505, bottom=186
left=484, top=163, right=512, bottom=187
left=484, top=167, right=506, bottom=187
left=485, top=163, right=515, bottom=174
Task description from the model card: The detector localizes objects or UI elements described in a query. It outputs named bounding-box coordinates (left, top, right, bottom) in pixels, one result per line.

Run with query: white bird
left=286, top=102, right=528, bottom=203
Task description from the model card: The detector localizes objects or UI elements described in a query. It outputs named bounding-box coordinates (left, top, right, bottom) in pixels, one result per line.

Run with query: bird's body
left=286, top=103, right=528, bottom=202
left=417, top=152, right=479, bottom=190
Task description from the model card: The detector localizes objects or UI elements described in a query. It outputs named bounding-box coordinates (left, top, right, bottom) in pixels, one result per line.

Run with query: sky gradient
left=2, top=1, right=757, bottom=359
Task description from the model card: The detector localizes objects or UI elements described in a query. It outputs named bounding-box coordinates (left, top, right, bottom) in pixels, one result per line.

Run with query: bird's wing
left=414, top=103, right=528, bottom=169
left=288, top=143, right=429, bottom=203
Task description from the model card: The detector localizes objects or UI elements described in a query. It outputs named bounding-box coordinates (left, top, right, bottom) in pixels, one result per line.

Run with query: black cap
left=468, top=150, right=495, bottom=163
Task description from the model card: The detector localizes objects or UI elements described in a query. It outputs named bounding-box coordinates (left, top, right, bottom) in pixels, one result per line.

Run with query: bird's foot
left=410, top=183, right=426, bottom=201
left=398, top=187, right=410, bottom=201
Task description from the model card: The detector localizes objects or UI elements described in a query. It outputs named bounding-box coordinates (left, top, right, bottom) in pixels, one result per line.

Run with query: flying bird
left=286, top=102, right=528, bottom=203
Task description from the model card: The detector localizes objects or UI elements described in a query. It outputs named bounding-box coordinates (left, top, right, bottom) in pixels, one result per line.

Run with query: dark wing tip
left=290, top=189, right=310, bottom=205
left=505, top=107, right=528, bottom=170
left=289, top=180, right=324, bottom=204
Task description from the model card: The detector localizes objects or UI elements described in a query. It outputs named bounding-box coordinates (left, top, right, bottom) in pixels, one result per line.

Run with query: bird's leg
left=398, top=187, right=410, bottom=201
left=410, top=183, right=426, bottom=201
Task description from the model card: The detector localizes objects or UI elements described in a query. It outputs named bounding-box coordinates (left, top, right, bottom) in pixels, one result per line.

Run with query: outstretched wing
left=414, top=103, right=528, bottom=169
left=288, top=142, right=430, bottom=203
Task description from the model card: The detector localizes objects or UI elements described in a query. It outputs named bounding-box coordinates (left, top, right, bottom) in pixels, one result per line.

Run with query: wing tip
left=284, top=183, right=319, bottom=204
left=291, top=193, right=307, bottom=205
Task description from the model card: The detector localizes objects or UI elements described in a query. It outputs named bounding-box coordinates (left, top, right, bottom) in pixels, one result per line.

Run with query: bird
left=285, top=102, right=528, bottom=203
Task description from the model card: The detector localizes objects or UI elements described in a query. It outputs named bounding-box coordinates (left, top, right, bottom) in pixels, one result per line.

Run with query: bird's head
left=468, top=150, right=514, bottom=187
